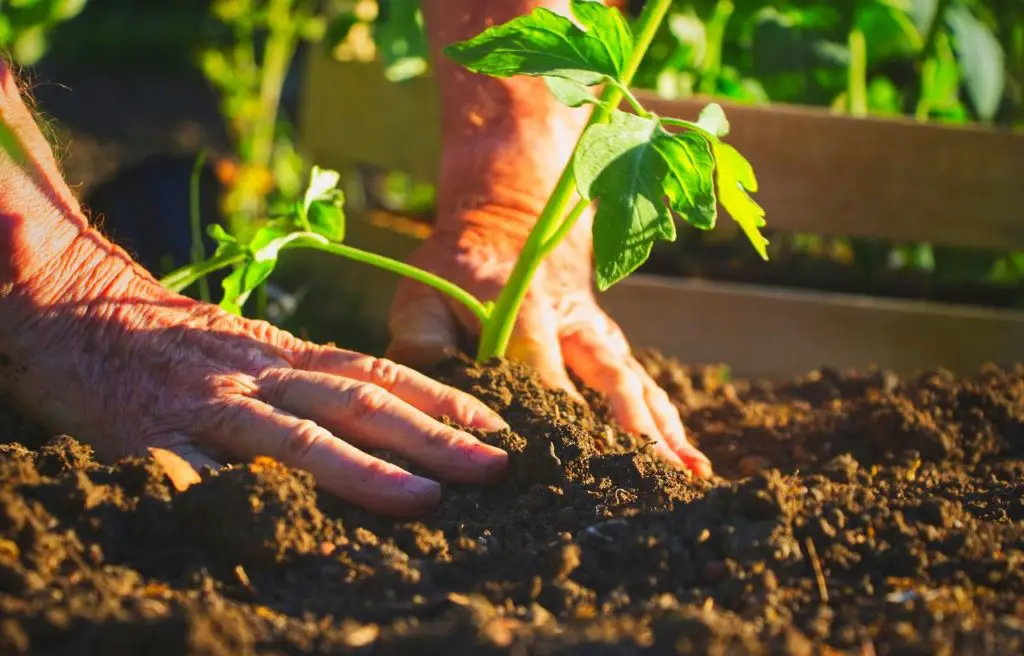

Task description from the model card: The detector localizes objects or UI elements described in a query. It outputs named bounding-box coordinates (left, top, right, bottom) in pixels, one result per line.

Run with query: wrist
left=435, top=99, right=591, bottom=238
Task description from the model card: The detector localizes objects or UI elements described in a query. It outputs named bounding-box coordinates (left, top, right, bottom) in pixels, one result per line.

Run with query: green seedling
left=161, top=0, right=767, bottom=362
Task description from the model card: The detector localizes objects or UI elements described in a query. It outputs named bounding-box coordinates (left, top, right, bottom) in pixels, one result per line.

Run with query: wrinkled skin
left=0, top=0, right=710, bottom=523
left=387, top=0, right=712, bottom=477
left=0, top=59, right=508, bottom=517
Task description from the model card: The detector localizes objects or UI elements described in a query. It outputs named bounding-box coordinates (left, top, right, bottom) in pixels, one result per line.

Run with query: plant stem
left=698, top=0, right=734, bottom=96
left=307, top=241, right=491, bottom=324
left=160, top=251, right=247, bottom=293
left=609, top=78, right=650, bottom=116
left=658, top=116, right=716, bottom=140
left=919, top=0, right=952, bottom=65
left=159, top=233, right=490, bottom=324
left=476, top=0, right=674, bottom=362
left=189, top=151, right=211, bottom=302
left=914, top=0, right=952, bottom=121
left=847, top=27, right=868, bottom=117
left=539, top=199, right=589, bottom=258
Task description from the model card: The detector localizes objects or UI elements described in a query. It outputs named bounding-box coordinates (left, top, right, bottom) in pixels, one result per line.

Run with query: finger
left=387, top=281, right=461, bottom=368
left=257, top=369, right=508, bottom=483
left=298, top=349, right=508, bottom=432
left=627, top=359, right=713, bottom=478
left=507, top=302, right=583, bottom=401
left=561, top=325, right=680, bottom=463
left=202, top=396, right=442, bottom=516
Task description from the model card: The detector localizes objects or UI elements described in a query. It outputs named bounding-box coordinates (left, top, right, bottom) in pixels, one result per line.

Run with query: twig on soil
left=804, top=537, right=829, bottom=604
left=234, top=564, right=257, bottom=595
left=583, top=518, right=628, bottom=542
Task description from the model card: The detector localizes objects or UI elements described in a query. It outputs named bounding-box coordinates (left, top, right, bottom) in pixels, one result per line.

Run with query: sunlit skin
left=0, top=1, right=710, bottom=519
left=389, top=0, right=712, bottom=477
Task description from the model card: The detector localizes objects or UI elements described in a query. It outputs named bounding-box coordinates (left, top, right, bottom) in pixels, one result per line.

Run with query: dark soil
left=1, top=354, right=1022, bottom=655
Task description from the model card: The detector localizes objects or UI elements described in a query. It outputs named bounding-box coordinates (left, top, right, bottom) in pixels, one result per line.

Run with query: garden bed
left=2, top=353, right=1022, bottom=654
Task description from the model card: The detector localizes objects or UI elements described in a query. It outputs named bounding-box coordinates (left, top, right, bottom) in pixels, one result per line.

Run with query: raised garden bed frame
left=298, top=50, right=1024, bottom=380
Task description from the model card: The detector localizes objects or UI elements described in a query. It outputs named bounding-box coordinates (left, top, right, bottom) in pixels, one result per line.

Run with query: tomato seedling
left=161, top=0, right=767, bottom=363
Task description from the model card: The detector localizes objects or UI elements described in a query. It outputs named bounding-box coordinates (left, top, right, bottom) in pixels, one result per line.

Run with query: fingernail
left=403, top=476, right=441, bottom=497
left=685, top=454, right=714, bottom=479
left=468, top=444, right=508, bottom=472
left=479, top=411, right=510, bottom=432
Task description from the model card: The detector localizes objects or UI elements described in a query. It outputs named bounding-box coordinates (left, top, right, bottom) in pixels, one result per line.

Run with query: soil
left=1, top=354, right=1022, bottom=655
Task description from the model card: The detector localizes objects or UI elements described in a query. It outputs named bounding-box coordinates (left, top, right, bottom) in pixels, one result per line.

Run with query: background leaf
left=946, top=4, right=1005, bottom=121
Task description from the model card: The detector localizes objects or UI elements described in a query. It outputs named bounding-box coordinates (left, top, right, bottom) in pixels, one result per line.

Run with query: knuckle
left=340, top=382, right=391, bottom=422
left=198, top=399, right=251, bottom=449
left=285, top=419, right=327, bottom=462
left=254, top=367, right=292, bottom=406
left=365, top=357, right=403, bottom=393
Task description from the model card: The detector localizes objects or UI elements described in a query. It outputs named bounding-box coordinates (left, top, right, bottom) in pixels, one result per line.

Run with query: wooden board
left=299, top=53, right=441, bottom=185
left=600, top=275, right=1024, bottom=379
left=300, top=51, right=1024, bottom=251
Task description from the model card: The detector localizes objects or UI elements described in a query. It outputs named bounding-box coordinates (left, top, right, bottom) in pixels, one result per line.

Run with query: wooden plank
left=599, top=275, right=1024, bottom=380
left=299, top=52, right=441, bottom=184
left=299, top=51, right=1024, bottom=251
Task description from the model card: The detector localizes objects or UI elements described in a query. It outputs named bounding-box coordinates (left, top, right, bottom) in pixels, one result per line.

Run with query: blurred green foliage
left=0, top=0, right=88, bottom=64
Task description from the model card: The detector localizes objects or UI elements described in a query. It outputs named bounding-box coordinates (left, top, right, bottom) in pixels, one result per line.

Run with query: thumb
left=386, top=279, right=461, bottom=368
left=506, top=303, right=583, bottom=402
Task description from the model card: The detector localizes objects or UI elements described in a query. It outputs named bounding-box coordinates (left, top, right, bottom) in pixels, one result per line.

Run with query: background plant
left=0, top=0, right=88, bottom=64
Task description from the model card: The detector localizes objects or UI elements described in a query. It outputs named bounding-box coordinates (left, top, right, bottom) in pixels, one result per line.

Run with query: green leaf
left=856, top=0, right=923, bottom=62
left=218, top=226, right=310, bottom=315
left=443, top=0, right=631, bottom=87
left=713, top=142, right=769, bottom=259
left=544, top=77, right=598, bottom=107
left=660, top=132, right=717, bottom=230
left=574, top=111, right=717, bottom=290
left=207, top=224, right=236, bottom=245
left=308, top=199, right=345, bottom=241
left=696, top=103, right=730, bottom=137
left=946, top=4, right=1004, bottom=121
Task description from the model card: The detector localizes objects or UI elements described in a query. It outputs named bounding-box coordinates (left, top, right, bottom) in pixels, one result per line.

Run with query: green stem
left=919, top=0, right=952, bottom=65
left=307, top=241, right=491, bottom=325
left=609, top=78, right=650, bottom=116
left=658, top=116, right=717, bottom=140
left=914, top=0, right=952, bottom=122
left=698, top=0, right=734, bottom=96
left=539, top=199, right=589, bottom=258
left=159, top=233, right=490, bottom=324
left=160, top=251, right=246, bottom=293
left=476, top=0, right=673, bottom=362
left=230, top=0, right=297, bottom=231
left=189, top=151, right=211, bottom=302
left=848, top=27, right=868, bottom=117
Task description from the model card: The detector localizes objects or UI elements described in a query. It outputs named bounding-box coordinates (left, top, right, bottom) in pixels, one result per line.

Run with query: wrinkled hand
left=0, top=59, right=507, bottom=517
left=1, top=262, right=509, bottom=516
left=387, top=218, right=712, bottom=478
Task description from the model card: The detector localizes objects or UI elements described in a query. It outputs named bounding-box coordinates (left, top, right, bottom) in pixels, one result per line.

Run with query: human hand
left=387, top=215, right=713, bottom=478
left=0, top=60, right=508, bottom=517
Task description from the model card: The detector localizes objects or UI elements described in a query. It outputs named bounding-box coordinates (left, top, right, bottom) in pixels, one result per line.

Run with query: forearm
left=421, top=0, right=609, bottom=236
left=0, top=60, right=164, bottom=349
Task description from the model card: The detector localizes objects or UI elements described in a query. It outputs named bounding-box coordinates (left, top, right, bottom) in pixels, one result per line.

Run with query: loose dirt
left=1, top=354, right=1021, bottom=655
